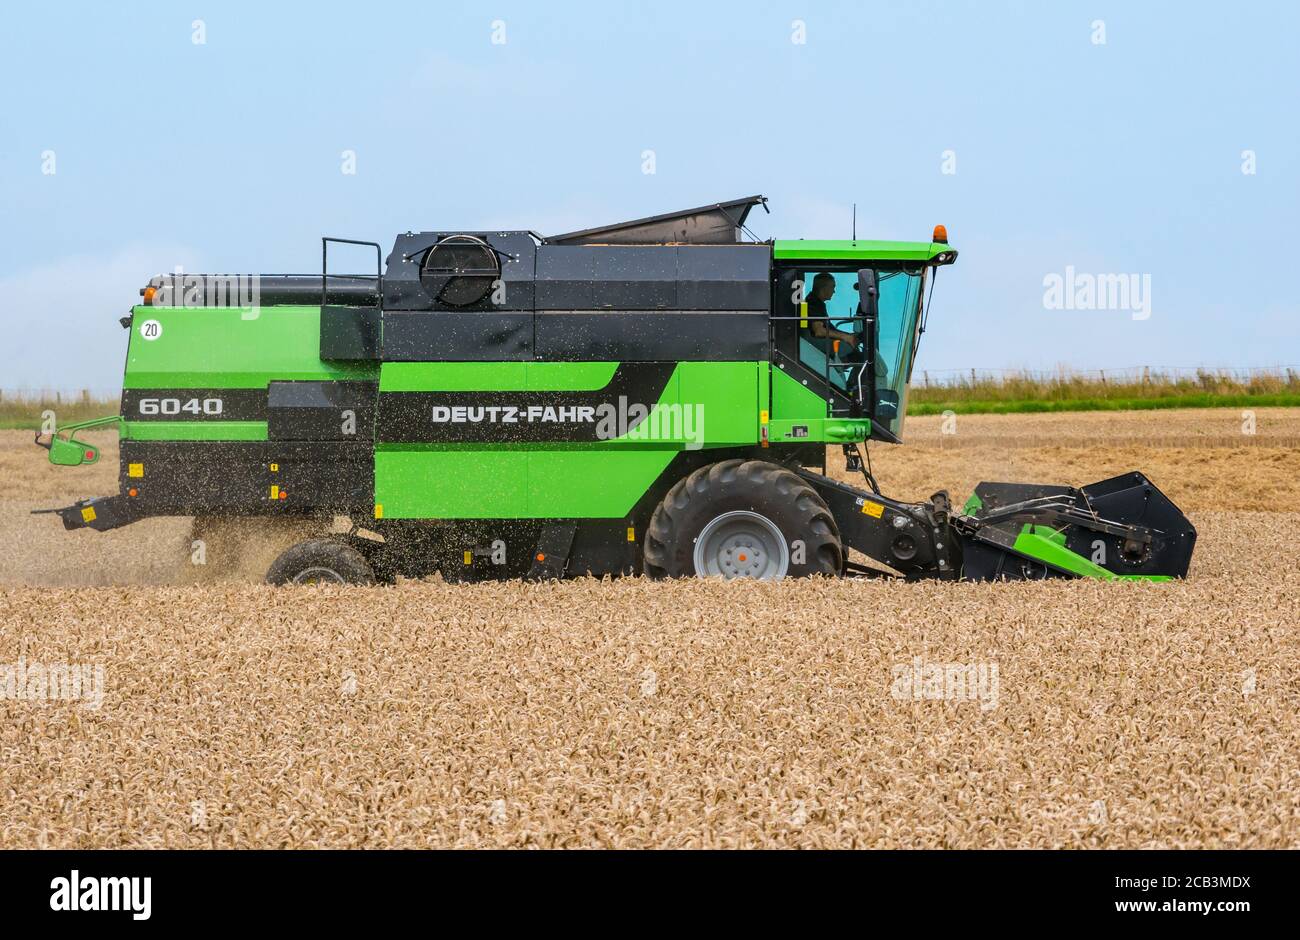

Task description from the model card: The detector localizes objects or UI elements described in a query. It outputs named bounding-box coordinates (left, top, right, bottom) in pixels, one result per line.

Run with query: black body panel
left=118, top=441, right=373, bottom=515
left=120, top=387, right=267, bottom=422
left=267, top=381, right=378, bottom=442
left=534, top=245, right=768, bottom=311
left=381, top=310, right=534, bottom=361
left=374, top=362, right=676, bottom=443
left=382, top=233, right=537, bottom=312
left=533, top=310, right=768, bottom=361
left=320, top=304, right=381, bottom=360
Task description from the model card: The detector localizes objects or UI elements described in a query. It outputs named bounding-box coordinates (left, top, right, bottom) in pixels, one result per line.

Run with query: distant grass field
left=5, top=368, right=1299, bottom=426
left=0, top=392, right=118, bottom=430
left=910, top=368, right=1300, bottom=414
left=909, top=392, right=1300, bottom=415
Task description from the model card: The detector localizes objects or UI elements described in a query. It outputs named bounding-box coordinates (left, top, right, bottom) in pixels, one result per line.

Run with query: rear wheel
left=185, top=514, right=322, bottom=582
left=266, top=538, right=376, bottom=586
left=644, top=459, right=843, bottom=580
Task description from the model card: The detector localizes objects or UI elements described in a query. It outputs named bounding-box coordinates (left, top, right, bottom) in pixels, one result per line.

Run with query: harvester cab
left=33, top=195, right=1196, bottom=584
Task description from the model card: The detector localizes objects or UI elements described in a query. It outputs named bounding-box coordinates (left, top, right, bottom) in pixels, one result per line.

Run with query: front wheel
left=643, top=460, right=843, bottom=580
left=266, top=538, right=376, bottom=585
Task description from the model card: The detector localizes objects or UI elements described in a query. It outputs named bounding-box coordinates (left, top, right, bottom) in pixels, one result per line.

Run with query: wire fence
left=916, top=365, right=1300, bottom=387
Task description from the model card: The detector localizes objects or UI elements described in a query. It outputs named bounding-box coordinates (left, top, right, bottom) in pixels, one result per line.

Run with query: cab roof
left=773, top=239, right=956, bottom=263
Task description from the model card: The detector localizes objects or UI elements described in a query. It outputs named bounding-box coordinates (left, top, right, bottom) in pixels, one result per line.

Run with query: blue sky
left=2, top=0, right=1296, bottom=391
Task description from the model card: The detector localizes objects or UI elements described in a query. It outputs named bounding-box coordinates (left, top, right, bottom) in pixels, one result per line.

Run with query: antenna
left=852, top=203, right=857, bottom=241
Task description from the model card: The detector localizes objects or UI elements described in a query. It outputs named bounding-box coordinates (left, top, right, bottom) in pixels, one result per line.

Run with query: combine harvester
left=34, top=196, right=1195, bottom=584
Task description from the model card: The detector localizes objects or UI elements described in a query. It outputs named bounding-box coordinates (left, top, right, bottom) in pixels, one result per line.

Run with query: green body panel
left=1013, top=525, right=1171, bottom=582
left=769, top=367, right=831, bottom=420
left=121, top=304, right=376, bottom=442
left=773, top=239, right=951, bottom=262
left=375, top=448, right=529, bottom=518
left=124, top=304, right=376, bottom=388
left=117, top=298, right=852, bottom=517
left=375, top=446, right=678, bottom=519
left=768, top=416, right=869, bottom=442
left=766, top=367, right=869, bottom=444
left=523, top=448, right=676, bottom=518
left=122, top=421, right=268, bottom=441
left=375, top=361, right=766, bottom=519
left=380, top=361, right=619, bottom=392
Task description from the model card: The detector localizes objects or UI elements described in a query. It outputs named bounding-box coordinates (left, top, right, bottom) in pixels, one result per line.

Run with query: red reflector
left=279, top=491, right=288, bottom=500
left=85, top=450, right=95, bottom=459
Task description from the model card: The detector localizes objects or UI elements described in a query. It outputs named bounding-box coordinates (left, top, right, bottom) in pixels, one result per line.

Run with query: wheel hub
left=292, top=566, right=346, bottom=585
left=693, top=510, right=789, bottom=581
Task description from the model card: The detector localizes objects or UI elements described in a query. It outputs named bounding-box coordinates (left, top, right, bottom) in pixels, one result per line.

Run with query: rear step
left=32, top=495, right=143, bottom=532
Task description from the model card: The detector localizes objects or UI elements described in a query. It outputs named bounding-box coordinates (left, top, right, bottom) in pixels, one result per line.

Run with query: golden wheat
left=1, top=413, right=1297, bottom=848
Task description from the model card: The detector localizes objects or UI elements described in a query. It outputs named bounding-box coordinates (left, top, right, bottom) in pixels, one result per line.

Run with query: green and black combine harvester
left=35, top=196, right=1195, bottom=584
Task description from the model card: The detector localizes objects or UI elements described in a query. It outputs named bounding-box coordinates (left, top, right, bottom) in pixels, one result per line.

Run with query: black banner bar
left=0, top=849, right=1283, bottom=928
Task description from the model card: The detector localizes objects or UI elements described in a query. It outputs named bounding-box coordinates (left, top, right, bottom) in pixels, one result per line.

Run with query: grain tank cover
left=547, top=195, right=768, bottom=245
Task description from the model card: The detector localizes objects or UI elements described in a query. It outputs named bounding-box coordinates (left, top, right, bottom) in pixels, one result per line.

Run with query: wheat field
left=1, top=409, right=1297, bottom=848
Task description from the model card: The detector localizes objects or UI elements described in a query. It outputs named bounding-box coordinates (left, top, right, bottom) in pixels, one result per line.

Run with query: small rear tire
left=644, top=459, right=843, bottom=580
left=266, top=538, right=376, bottom=586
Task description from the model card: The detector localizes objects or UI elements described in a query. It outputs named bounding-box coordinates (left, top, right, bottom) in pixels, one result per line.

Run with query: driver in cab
left=803, top=272, right=859, bottom=356
left=801, top=271, right=890, bottom=391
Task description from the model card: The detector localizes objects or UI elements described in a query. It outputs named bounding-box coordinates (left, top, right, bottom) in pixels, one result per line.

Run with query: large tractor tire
left=643, top=459, right=843, bottom=580
left=266, top=538, right=376, bottom=586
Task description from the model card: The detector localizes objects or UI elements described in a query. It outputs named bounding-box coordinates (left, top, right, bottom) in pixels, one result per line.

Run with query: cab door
left=771, top=263, right=860, bottom=421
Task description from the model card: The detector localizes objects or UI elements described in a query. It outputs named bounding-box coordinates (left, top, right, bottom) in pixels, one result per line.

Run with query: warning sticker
left=859, top=499, right=885, bottom=518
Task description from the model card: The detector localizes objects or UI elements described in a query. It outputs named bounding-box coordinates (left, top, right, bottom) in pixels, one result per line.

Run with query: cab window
left=795, top=270, right=861, bottom=390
